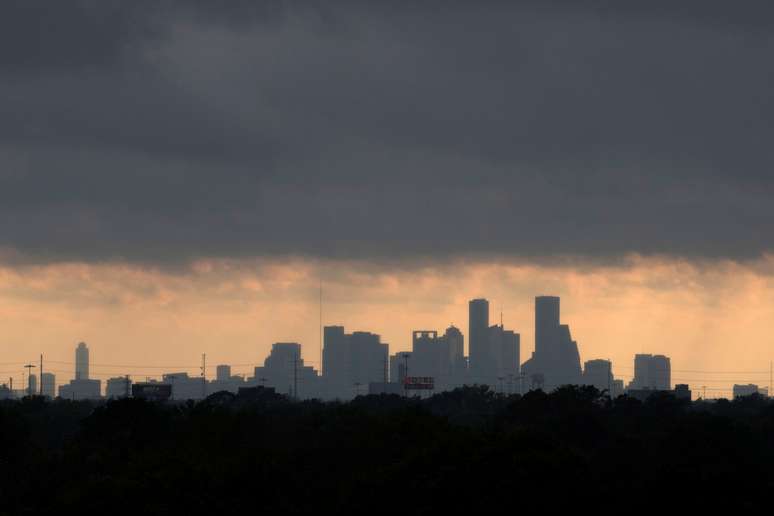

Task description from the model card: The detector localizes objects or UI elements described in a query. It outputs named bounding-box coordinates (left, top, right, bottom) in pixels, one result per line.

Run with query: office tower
left=583, top=359, right=614, bottom=393
left=211, top=364, right=245, bottom=394
left=161, top=372, right=206, bottom=400
left=651, top=355, right=671, bottom=390
left=253, top=342, right=320, bottom=399
left=468, top=299, right=490, bottom=382
left=216, top=365, right=231, bottom=382
left=629, top=354, right=671, bottom=391
left=535, top=296, right=560, bottom=355
left=323, top=326, right=388, bottom=400
left=733, top=384, right=766, bottom=398
left=444, top=325, right=467, bottom=387
left=411, top=330, right=441, bottom=387
left=27, top=374, right=37, bottom=397
left=389, top=351, right=413, bottom=384
left=41, top=372, right=56, bottom=398
left=75, top=342, right=89, bottom=380
left=59, top=377, right=101, bottom=400
left=521, top=296, right=582, bottom=391
left=106, top=377, right=131, bottom=399
left=487, top=325, right=520, bottom=391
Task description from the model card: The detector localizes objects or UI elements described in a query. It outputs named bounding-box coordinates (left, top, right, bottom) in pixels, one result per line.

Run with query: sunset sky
left=2, top=1, right=774, bottom=397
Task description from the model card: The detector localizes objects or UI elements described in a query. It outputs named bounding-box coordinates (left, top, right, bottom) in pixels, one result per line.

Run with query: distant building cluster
left=0, top=295, right=769, bottom=403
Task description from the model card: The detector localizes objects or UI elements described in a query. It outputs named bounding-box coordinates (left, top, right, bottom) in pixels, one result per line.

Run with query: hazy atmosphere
left=2, top=1, right=774, bottom=396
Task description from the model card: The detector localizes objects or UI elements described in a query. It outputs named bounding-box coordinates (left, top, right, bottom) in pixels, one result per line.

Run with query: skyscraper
left=27, top=374, right=37, bottom=397
left=521, top=296, right=582, bottom=390
left=253, top=343, right=319, bottom=399
left=41, top=372, right=55, bottom=398
left=216, top=365, right=231, bottom=382
left=468, top=298, right=490, bottom=383
left=583, top=359, right=613, bottom=393
left=322, top=326, right=388, bottom=400
left=629, top=354, right=671, bottom=390
left=75, top=342, right=89, bottom=380
left=535, top=296, right=560, bottom=356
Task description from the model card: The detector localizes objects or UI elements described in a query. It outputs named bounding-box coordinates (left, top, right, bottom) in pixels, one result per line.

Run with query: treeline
left=1, top=387, right=773, bottom=515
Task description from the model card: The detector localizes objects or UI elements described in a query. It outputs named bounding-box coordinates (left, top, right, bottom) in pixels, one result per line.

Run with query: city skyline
left=3, top=291, right=771, bottom=401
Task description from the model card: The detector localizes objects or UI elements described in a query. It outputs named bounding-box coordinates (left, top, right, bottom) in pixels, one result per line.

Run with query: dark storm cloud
left=2, top=1, right=774, bottom=264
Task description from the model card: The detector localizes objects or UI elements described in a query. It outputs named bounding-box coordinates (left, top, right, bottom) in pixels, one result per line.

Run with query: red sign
left=404, top=376, right=434, bottom=390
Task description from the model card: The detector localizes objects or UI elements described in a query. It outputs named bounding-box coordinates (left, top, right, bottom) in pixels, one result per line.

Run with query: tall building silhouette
left=407, top=326, right=467, bottom=392
left=487, top=324, right=520, bottom=391
left=323, top=326, right=388, bottom=399
left=41, top=372, right=55, bottom=398
left=468, top=299, right=490, bottom=383
left=253, top=343, right=319, bottom=399
left=521, top=296, right=582, bottom=390
left=27, top=374, right=37, bottom=397
left=628, top=354, right=671, bottom=390
left=583, top=359, right=614, bottom=394
left=75, top=342, right=89, bottom=380
left=60, top=342, right=101, bottom=399
left=216, top=365, right=231, bottom=382
left=106, top=376, right=131, bottom=398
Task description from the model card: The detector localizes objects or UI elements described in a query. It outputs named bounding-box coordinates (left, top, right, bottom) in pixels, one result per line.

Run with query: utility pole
left=770, top=361, right=772, bottom=399
left=319, top=280, right=323, bottom=377
left=39, top=354, right=43, bottom=396
left=23, top=363, right=36, bottom=397
left=200, top=354, right=207, bottom=399
left=125, top=375, right=131, bottom=398
left=702, top=385, right=707, bottom=400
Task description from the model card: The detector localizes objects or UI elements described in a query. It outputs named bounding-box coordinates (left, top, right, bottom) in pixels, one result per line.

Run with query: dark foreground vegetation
left=1, top=386, right=773, bottom=515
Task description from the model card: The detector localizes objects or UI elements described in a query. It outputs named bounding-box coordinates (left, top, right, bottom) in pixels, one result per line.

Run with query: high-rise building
left=487, top=325, right=520, bottom=392
left=41, top=372, right=56, bottom=398
left=216, top=365, right=231, bottom=382
left=27, top=374, right=37, bottom=397
left=210, top=364, right=245, bottom=394
left=444, top=325, right=467, bottom=387
left=407, top=328, right=468, bottom=392
left=59, top=378, right=101, bottom=400
left=521, top=296, right=582, bottom=390
left=75, top=342, right=89, bottom=380
left=733, top=384, right=767, bottom=398
left=162, top=372, right=205, bottom=400
left=583, top=359, right=614, bottom=394
left=628, top=354, right=671, bottom=391
left=323, top=326, right=388, bottom=400
left=535, top=296, right=560, bottom=356
left=468, top=299, right=490, bottom=382
left=389, top=351, right=413, bottom=385
left=106, top=377, right=131, bottom=399
left=252, top=343, right=320, bottom=399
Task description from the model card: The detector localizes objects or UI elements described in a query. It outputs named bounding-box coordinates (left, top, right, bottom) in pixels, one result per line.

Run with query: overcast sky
left=2, top=1, right=774, bottom=265
left=2, top=2, right=774, bottom=390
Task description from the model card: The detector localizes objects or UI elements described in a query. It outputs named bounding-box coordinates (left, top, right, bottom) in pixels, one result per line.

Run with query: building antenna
left=319, top=279, right=323, bottom=376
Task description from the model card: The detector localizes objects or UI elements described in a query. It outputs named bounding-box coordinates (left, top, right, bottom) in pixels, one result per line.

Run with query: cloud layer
left=2, top=1, right=774, bottom=264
